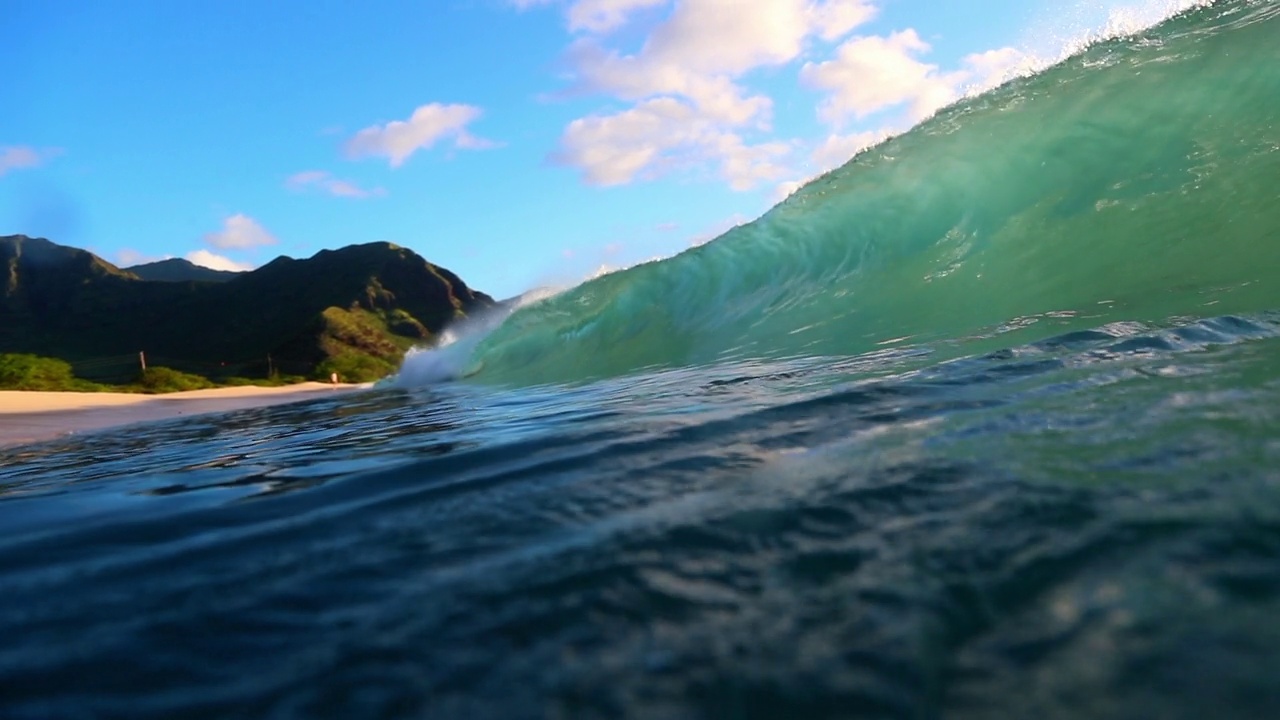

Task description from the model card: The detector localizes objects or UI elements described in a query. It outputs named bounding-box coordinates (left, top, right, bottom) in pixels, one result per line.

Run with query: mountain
left=126, top=258, right=242, bottom=283
left=0, top=234, right=495, bottom=382
left=1, top=234, right=143, bottom=314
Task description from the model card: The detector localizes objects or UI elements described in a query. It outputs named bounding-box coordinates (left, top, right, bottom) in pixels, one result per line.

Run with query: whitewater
left=2, top=1, right=1278, bottom=717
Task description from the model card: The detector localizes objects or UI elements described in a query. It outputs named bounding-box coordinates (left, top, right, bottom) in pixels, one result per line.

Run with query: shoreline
left=0, top=383, right=365, bottom=448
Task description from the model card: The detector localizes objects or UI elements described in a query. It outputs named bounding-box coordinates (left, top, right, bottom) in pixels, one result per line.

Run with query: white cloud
left=555, top=97, right=792, bottom=190
left=0, top=145, right=61, bottom=176
left=286, top=170, right=385, bottom=198
left=550, top=0, right=878, bottom=191
left=569, top=0, right=668, bottom=33
left=568, top=43, right=772, bottom=126
left=186, top=249, right=254, bottom=272
left=777, top=32, right=1032, bottom=204
left=773, top=179, right=805, bottom=203
left=770, top=129, right=887, bottom=202
left=801, top=28, right=1037, bottom=131
left=346, top=103, right=494, bottom=167
left=567, top=0, right=877, bottom=123
left=714, top=135, right=793, bottom=191
left=801, top=29, right=961, bottom=125
left=638, top=0, right=874, bottom=76
left=509, top=0, right=665, bottom=33
left=203, top=214, right=278, bottom=250
left=287, top=170, right=328, bottom=188
left=961, top=47, right=1036, bottom=92
left=555, top=98, right=700, bottom=185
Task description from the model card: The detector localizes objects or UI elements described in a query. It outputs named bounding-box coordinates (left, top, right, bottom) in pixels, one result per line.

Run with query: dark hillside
left=0, top=235, right=494, bottom=382
left=126, top=258, right=242, bottom=283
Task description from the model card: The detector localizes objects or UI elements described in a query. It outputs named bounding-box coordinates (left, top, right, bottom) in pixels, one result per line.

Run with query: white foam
left=392, top=288, right=562, bottom=386
left=1023, top=0, right=1214, bottom=64
left=951, top=0, right=1218, bottom=103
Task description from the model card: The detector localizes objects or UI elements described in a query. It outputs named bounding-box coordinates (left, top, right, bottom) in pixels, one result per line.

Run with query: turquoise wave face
left=464, top=0, right=1280, bottom=386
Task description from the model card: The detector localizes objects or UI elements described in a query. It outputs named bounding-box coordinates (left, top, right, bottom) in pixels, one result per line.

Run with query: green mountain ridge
left=0, top=234, right=495, bottom=383
left=125, top=258, right=243, bottom=283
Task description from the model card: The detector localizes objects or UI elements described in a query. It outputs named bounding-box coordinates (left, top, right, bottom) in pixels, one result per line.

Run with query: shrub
left=0, top=353, right=78, bottom=390
left=316, top=354, right=394, bottom=384
left=133, top=366, right=216, bottom=393
left=217, top=374, right=305, bottom=388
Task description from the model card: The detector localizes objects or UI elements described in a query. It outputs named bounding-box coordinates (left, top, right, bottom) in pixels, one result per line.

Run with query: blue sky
left=1, top=0, right=1191, bottom=298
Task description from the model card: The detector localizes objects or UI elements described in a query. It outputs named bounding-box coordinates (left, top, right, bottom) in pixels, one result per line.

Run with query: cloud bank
left=204, top=214, right=278, bottom=250
left=346, top=103, right=495, bottom=167
left=286, top=170, right=385, bottom=198
left=186, top=249, right=254, bottom=272
left=0, top=146, right=62, bottom=177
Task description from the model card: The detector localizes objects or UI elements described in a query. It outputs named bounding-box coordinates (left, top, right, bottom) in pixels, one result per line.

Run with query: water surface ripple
left=2, top=314, right=1279, bottom=718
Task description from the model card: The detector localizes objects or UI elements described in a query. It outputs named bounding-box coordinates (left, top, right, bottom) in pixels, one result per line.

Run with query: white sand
left=0, top=383, right=362, bottom=447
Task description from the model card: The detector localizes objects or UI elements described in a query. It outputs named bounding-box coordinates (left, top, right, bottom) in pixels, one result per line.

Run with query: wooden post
left=139, top=351, right=147, bottom=372
left=267, top=353, right=274, bottom=378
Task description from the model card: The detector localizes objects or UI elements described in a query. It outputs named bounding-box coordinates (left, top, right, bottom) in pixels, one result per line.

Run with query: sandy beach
left=0, top=383, right=363, bottom=447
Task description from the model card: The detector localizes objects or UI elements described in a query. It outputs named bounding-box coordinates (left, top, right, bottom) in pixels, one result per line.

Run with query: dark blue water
left=2, top=313, right=1279, bottom=719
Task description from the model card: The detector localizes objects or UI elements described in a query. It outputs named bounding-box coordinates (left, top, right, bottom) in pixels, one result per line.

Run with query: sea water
left=2, top=1, right=1279, bottom=717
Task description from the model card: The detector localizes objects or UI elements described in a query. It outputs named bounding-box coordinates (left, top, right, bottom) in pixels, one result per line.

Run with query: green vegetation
left=0, top=353, right=107, bottom=392
left=131, top=366, right=216, bottom=394
left=0, top=353, right=318, bottom=394
left=316, top=353, right=396, bottom=384
left=311, top=306, right=410, bottom=382
left=125, top=258, right=241, bottom=283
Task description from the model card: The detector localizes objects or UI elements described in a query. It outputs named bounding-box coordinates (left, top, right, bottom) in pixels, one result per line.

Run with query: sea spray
left=395, top=287, right=564, bottom=384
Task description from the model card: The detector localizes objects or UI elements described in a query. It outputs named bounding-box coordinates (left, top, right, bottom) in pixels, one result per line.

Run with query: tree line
left=0, top=352, right=331, bottom=394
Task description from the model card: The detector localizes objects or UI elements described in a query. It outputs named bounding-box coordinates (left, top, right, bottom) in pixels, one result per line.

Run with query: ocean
left=2, top=1, right=1279, bottom=717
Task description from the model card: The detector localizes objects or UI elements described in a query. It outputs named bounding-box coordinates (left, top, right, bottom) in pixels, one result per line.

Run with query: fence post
left=139, top=351, right=147, bottom=372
